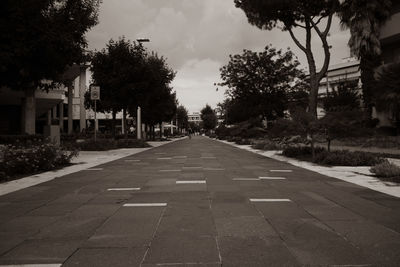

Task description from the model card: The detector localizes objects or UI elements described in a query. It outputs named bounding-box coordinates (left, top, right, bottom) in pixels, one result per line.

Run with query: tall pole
left=94, top=100, right=97, bottom=142
left=68, top=84, right=73, bottom=134
left=137, top=106, right=142, bottom=139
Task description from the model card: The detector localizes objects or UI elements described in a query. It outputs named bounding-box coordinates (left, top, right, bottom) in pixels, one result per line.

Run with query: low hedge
left=314, top=150, right=384, bottom=166
left=74, top=138, right=150, bottom=151
left=282, top=146, right=384, bottom=166
left=252, top=140, right=282, bottom=151
left=0, top=135, right=45, bottom=146
left=0, top=142, right=78, bottom=181
left=282, top=146, right=325, bottom=158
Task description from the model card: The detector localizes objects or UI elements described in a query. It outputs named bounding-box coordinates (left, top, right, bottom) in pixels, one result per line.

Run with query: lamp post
left=135, top=38, right=149, bottom=140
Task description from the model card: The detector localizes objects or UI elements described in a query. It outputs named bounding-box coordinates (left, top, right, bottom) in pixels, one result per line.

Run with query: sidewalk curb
left=0, top=137, right=186, bottom=196
left=213, top=138, right=400, bottom=198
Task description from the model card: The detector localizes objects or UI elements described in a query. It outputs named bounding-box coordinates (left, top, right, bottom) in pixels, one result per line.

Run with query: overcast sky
left=86, top=0, right=351, bottom=113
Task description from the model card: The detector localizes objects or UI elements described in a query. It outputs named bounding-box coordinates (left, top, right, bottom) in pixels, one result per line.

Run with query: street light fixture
left=136, top=38, right=150, bottom=43
left=135, top=38, right=150, bottom=140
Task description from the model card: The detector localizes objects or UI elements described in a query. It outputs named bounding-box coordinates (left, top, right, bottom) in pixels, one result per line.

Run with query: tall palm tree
left=338, top=0, right=392, bottom=117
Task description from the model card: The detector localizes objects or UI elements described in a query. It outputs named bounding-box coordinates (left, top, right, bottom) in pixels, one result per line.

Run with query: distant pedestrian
left=188, top=128, right=192, bottom=139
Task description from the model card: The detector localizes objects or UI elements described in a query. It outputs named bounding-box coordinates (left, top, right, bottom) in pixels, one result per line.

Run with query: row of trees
left=86, top=37, right=177, bottom=138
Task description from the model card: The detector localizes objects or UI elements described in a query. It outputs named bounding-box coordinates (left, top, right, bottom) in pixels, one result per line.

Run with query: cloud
left=86, top=0, right=352, bottom=112
left=172, top=58, right=224, bottom=113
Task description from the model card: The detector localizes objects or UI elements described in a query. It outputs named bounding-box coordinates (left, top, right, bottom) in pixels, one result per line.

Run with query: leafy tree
left=176, top=105, right=189, bottom=132
left=139, top=53, right=177, bottom=139
left=235, top=0, right=339, bottom=118
left=338, top=0, right=393, bottom=116
left=319, top=81, right=365, bottom=151
left=0, top=0, right=100, bottom=91
left=374, top=62, right=400, bottom=134
left=322, top=82, right=361, bottom=112
left=88, top=37, right=147, bottom=137
left=200, top=104, right=218, bottom=131
left=219, top=46, right=305, bottom=122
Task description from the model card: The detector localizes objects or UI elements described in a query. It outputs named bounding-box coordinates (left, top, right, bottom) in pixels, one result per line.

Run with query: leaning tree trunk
left=286, top=15, right=332, bottom=119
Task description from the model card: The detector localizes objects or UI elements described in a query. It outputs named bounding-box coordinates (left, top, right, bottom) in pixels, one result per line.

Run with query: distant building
left=316, top=58, right=362, bottom=118
left=188, top=112, right=202, bottom=125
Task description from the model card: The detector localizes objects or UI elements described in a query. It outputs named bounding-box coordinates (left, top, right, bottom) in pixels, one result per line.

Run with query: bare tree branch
left=287, top=26, right=307, bottom=54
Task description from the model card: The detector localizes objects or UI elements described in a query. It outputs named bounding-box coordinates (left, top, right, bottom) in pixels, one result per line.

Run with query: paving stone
left=0, top=216, right=61, bottom=237
left=33, top=216, right=106, bottom=240
left=218, top=236, right=299, bottom=266
left=67, top=204, right=121, bottom=218
left=0, top=239, right=84, bottom=265
left=269, top=218, right=369, bottom=266
left=63, top=247, right=146, bottom=267
left=253, top=201, right=312, bottom=220
left=215, top=216, right=278, bottom=239
left=143, top=235, right=219, bottom=264
left=211, top=203, right=259, bottom=218
left=84, top=207, right=164, bottom=248
left=326, top=220, right=400, bottom=265
left=0, top=235, right=25, bottom=256
left=27, top=203, right=84, bottom=216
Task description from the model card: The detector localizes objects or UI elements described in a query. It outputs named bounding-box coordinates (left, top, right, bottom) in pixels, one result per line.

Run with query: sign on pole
left=90, top=86, right=100, bottom=100
left=90, top=85, right=100, bottom=142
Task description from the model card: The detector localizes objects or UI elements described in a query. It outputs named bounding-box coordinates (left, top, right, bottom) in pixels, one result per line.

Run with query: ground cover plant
left=282, top=146, right=384, bottom=166
left=370, top=161, right=400, bottom=182
left=0, top=142, right=78, bottom=181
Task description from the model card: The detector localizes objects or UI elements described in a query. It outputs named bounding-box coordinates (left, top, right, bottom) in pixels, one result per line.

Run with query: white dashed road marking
left=107, top=188, right=141, bottom=191
left=250, top=198, right=291, bottom=202
left=173, top=156, right=187, bottom=159
left=259, top=177, right=286, bottom=180
left=0, top=265, right=62, bottom=267
left=182, top=166, right=202, bottom=169
left=84, top=168, right=103, bottom=171
left=176, top=180, right=206, bottom=184
left=157, top=157, right=172, bottom=160
left=270, top=170, right=293, bottom=172
left=232, top=178, right=260, bottom=181
left=204, top=168, right=225, bottom=171
left=123, top=203, right=167, bottom=207
left=125, top=159, right=141, bottom=162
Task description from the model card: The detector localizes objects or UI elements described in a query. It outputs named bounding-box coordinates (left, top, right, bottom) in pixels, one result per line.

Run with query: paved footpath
left=0, top=136, right=400, bottom=266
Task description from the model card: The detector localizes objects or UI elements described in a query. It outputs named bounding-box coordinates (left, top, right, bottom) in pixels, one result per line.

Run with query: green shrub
left=252, top=140, right=282, bottom=150
left=0, top=143, right=78, bottom=180
left=282, top=146, right=325, bottom=158
left=370, top=161, right=400, bottom=181
left=235, top=138, right=251, bottom=145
